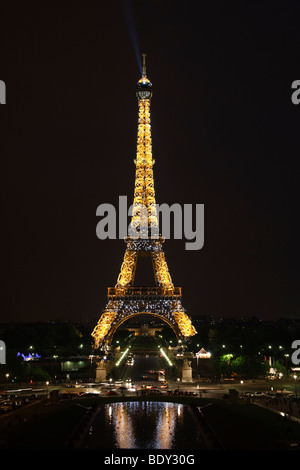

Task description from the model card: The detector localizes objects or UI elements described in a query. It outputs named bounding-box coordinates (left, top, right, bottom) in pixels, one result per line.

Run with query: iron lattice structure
left=92, top=56, right=196, bottom=349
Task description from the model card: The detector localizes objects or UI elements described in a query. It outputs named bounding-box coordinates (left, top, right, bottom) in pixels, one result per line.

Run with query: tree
left=22, top=363, right=51, bottom=382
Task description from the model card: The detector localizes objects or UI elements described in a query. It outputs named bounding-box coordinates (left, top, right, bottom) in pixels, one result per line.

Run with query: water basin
left=84, top=401, right=204, bottom=449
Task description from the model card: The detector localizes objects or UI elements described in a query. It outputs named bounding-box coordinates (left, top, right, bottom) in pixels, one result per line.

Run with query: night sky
left=1, top=1, right=299, bottom=323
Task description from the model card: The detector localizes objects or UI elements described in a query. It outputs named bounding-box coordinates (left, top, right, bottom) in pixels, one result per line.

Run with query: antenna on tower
left=142, top=53, right=147, bottom=78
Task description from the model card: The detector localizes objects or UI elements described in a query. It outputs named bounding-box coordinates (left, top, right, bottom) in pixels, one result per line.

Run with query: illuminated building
left=196, top=348, right=212, bottom=359
left=92, top=55, right=196, bottom=349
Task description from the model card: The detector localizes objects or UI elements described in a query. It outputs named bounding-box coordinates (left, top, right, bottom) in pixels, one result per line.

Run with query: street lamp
left=5, top=373, right=9, bottom=391
left=284, top=354, right=289, bottom=367
left=293, top=375, right=298, bottom=399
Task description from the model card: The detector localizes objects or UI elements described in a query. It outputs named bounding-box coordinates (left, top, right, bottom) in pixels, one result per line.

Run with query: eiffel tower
left=92, top=55, right=196, bottom=350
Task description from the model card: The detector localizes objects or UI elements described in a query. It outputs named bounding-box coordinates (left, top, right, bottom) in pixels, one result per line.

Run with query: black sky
left=1, top=0, right=299, bottom=323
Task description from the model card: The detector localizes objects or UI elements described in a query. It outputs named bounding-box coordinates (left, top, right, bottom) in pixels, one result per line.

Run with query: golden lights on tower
left=91, top=55, right=196, bottom=349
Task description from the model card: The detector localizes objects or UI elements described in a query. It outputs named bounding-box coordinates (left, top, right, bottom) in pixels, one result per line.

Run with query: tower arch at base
left=105, top=311, right=183, bottom=346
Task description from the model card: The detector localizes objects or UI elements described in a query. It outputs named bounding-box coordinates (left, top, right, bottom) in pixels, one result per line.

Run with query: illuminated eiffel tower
left=92, top=55, right=196, bottom=350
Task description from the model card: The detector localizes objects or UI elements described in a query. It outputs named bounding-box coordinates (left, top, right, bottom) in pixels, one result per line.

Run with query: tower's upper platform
left=136, top=54, right=152, bottom=100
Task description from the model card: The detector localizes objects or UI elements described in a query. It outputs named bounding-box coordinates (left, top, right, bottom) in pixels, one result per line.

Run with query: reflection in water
left=155, top=402, right=179, bottom=448
left=85, top=401, right=202, bottom=449
left=111, top=402, right=135, bottom=448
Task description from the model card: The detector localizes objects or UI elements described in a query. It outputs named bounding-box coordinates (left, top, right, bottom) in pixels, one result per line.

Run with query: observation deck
left=107, top=286, right=182, bottom=299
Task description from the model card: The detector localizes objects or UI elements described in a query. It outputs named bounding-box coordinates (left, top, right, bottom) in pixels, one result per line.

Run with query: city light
left=116, top=347, right=130, bottom=367
left=159, top=346, right=173, bottom=366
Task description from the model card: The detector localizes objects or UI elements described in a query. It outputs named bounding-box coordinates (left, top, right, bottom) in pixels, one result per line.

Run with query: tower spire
left=142, top=53, right=147, bottom=78
left=132, top=55, right=157, bottom=234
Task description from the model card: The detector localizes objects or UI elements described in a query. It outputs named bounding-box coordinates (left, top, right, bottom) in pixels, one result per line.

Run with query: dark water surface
left=84, top=401, right=204, bottom=449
